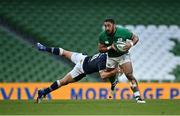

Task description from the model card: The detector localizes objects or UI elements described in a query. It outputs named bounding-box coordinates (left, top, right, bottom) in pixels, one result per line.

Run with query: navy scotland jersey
left=82, top=53, right=107, bottom=74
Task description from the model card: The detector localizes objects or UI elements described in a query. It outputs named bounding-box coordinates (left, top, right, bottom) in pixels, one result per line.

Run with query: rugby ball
left=114, top=41, right=126, bottom=52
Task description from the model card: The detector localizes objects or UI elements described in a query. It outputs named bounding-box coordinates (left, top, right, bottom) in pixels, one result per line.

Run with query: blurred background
left=0, top=0, right=180, bottom=83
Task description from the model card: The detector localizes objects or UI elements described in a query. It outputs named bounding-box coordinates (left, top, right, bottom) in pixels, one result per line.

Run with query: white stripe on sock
left=59, top=48, right=64, bottom=55
left=57, top=80, right=61, bottom=87
left=134, top=91, right=140, bottom=97
left=51, top=47, right=54, bottom=53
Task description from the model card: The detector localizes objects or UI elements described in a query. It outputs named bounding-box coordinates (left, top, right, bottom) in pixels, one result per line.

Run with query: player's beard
left=106, top=27, right=115, bottom=36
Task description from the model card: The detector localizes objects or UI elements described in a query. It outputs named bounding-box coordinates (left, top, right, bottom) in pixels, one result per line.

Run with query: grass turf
left=0, top=99, right=180, bottom=115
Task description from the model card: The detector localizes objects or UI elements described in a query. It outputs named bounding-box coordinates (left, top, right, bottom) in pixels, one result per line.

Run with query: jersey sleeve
left=99, top=32, right=105, bottom=44
left=123, top=28, right=133, bottom=40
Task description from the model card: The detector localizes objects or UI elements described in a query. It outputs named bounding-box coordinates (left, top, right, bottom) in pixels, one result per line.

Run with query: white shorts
left=106, top=53, right=131, bottom=68
left=70, top=52, right=87, bottom=78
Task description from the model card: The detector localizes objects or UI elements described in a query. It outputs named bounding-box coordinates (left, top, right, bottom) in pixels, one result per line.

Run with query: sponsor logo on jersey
left=105, top=41, right=109, bottom=44
left=117, top=38, right=123, bottom=43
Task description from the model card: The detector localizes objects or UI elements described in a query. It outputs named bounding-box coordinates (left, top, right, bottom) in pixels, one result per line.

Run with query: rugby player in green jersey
left=98, top=18, right=145, bottom=103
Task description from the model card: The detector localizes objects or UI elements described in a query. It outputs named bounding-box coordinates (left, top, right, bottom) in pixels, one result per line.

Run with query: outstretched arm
left=99, top=67, right=122, bottom=79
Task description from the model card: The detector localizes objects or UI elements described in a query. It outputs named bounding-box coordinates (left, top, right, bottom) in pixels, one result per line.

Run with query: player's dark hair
left=104, top=18, right=115, bottom=24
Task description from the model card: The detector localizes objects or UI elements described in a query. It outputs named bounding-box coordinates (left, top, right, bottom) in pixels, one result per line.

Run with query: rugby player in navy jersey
left=36, top=43, right=121, bottom=103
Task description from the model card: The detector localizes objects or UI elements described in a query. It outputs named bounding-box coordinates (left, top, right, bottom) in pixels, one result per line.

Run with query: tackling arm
left=99, top=68, right=122, bottom=79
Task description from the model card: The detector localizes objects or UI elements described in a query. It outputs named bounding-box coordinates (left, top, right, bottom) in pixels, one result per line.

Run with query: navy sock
left=43, top=80, right=60, bottom=95
left=50, top=80, right=60, bottom=90
left=45, top=47, right=51, bottom=52
left=43, top=87, right=51, bottom=95
left=45, top=47, right=60, bottom=55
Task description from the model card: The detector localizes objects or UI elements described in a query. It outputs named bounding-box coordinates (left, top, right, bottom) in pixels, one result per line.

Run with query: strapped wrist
left=107, top=46, right=111, bottom=50
left=129, top=41, right=134, bottom=47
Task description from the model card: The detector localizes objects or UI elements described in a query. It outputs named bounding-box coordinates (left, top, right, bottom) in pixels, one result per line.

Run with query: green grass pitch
left=0, top=99, right=180, bottom=115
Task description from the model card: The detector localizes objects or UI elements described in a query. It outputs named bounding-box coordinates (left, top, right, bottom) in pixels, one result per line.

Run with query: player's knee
left=126, top=73, right=138, bottom=84
left=60, top=79, right=69, bottom=86
left=125, top=73, right=133, bottom=79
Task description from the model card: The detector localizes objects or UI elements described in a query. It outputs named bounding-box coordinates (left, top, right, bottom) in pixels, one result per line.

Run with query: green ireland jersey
left=99, top=27, right=133, bottom=57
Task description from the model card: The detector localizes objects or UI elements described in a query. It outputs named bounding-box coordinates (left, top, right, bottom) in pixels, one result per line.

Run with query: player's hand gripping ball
left=114, top=41, right=126, bottom=52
